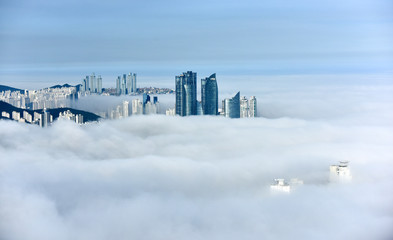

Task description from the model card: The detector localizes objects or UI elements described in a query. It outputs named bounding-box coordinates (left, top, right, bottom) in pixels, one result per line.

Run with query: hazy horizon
left=1, top=0, right=392, bottom=88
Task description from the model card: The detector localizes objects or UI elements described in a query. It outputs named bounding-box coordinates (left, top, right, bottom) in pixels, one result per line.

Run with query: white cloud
left=1, top=77, right=393, bottom=240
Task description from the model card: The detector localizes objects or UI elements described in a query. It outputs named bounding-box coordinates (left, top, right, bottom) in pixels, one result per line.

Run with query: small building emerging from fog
left=271, top=179, right=291, bottom=193
left=330, top=161, right=352, bottom=182
left=270, top=178, right=304, bottom=193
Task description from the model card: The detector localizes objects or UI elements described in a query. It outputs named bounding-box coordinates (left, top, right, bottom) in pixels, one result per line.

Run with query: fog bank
left=1, top=78, right=393, bottom=240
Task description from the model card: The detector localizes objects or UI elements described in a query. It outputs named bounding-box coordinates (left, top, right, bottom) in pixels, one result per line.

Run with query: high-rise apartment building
left=240, top=96, right=249, bottom=118
left=122, top=100, right=129, bottom=117
left=116, top=76, right=121, bottom=95
left=224, top=92, right=240, bottom=118
left=121, top=74, right=127, bottom=94
left=82, top=73, right=102, bottom=93
left=239, top=95, right=257, bottom=118
left=116, top=73, right=137, bottom=95
left=40, top=108, right=52, bottom=127
left=249, top=96, right=257, bottom=117
left=97, top=75, right=102, bottom=94
left=127, top=73, right=137, bottom=93
left=132, top=99, right=143, bottom=115
left=132, top=74, right=137, bottom=93
left=90, top=73, right=96, bottom=92
left=175, top=71, right=197, bottom=116
left=201, top=73, right=218, bottom=115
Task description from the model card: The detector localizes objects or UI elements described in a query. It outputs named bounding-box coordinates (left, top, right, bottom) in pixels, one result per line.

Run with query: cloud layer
left=1, top=77, right=393, bottom=240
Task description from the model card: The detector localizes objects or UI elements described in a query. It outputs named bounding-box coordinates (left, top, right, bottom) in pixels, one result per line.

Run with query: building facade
left=224, top=92, right=240, bottom=118
left=175, top=71, right=197, bottom=116
left=249, top=96, right=257, bottom=117
left=117, top=73, right=137, bottom=95
left=201, top=73, right=218, bottom=115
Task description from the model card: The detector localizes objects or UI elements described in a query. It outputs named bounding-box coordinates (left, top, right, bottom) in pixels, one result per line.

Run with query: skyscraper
left=224, top=92, right=240, bottom=118
left=240, top=96, right=249, bottom=118
left=116, top=76, right=121, bottom=95
left=40, top=108, right=51, bottom=127
left=116, top=73, right=137, bottom=95
left=122, top=100, right=129, bottom=117
left=121, top=74, right=127, bottom=94
left=132, top=99, right=143, bottom=115
left=201, top=73, right=218, bottom=115
left=126, top=73, right=137, bottom=94
left=82, top=76, right=88, bottom=92
left=175, top=71, right=197, bottom=116
left=127, top=73, right=132, bottom=94
left=131, top=73, right=137, bottom=93
left=90, top=73, right=96, bottom=92
left=80, top=73, right=102, bottom=93
left=97, top=75, right=102, bottom=94
left=249, top=96, right=257, bottom=117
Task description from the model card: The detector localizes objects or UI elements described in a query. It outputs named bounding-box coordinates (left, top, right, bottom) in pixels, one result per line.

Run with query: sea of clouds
left=1, top=75, right=393, bottom=240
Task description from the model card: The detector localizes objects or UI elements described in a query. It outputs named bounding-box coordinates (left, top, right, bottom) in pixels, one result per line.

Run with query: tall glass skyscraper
left=201, top=73, right=218, bottom=115
left=127, top=73, right=137, bottom=93
left=224, top=92, right=240, bottom=118
left=175, top=71, right=197, bottom=116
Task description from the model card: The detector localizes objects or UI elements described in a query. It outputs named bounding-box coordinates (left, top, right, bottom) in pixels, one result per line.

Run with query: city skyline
left=0, top=69, right=259, bottom=125
left=1, top=1, right=392, bottom=239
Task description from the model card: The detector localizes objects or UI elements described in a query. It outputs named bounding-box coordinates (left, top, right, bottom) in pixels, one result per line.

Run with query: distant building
left=201, top=73, right=218, bottom=115
left=132, top=99, right=143, bottom=115
left=116, top=76, right=121, bottom=95
left=39, top=108, right=52, bottom=127
left=121, top=74, right=127, bottom=95
left=240, top=95, right=257, bottom=118
left=23, top=111, right=32, bottom=123
left=82, top=73, right=101, bottom=93
left=224, top=92, right=240, bottom=118
left=270, top=178, right=303, bottom=193
left=116, top=73, right=137, bottom=95
left=59, top=110, right=84, bottom=124
left=175, top=71, right=197, bottom=116
left=270, top=179, right=291, bottom=193
left=330, top=161, right=352, bottom=182
left=122, top=100, right=129, bottom=117
left=90, top=73, right=96, bottom=93
left=97, top=75, right=103, bottom=94
left=127, top=73, right=137, bottom=93
left=82, top=75, right=90, bottom=92
left=12, top=111, right=20, bottom=120
left=34, top=112, right=41, bottom=122
left=76, top=114, right=83, bottom=124
left=249, top=96, right=257, bottom=117
left=240, top=96, right=249, bottom=118
left=142, top=94, right=159, bottom=114
left=166, top=108, right=176, bottom=116
left=1, top=111, right=10, bottom=118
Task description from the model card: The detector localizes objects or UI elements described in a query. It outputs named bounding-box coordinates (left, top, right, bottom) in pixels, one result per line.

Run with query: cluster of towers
left=116, top=73, right=137, bottom=95
left=131, top=94, right=159, bottom=115
left=175, top=71, right=218, bottom=116
left=82, top=73, right=102, bottom=93
left=241, top=96, right=257, bottom=118
left=175, top=71, right=257, bottom=118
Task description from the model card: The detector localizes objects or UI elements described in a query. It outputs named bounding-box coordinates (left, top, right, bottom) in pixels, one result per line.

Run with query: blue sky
left=0, top=0, right=392, bottom=87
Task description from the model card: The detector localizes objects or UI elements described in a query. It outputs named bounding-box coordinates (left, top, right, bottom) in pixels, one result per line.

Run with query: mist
left=1, top=75, right=393, bottom=240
